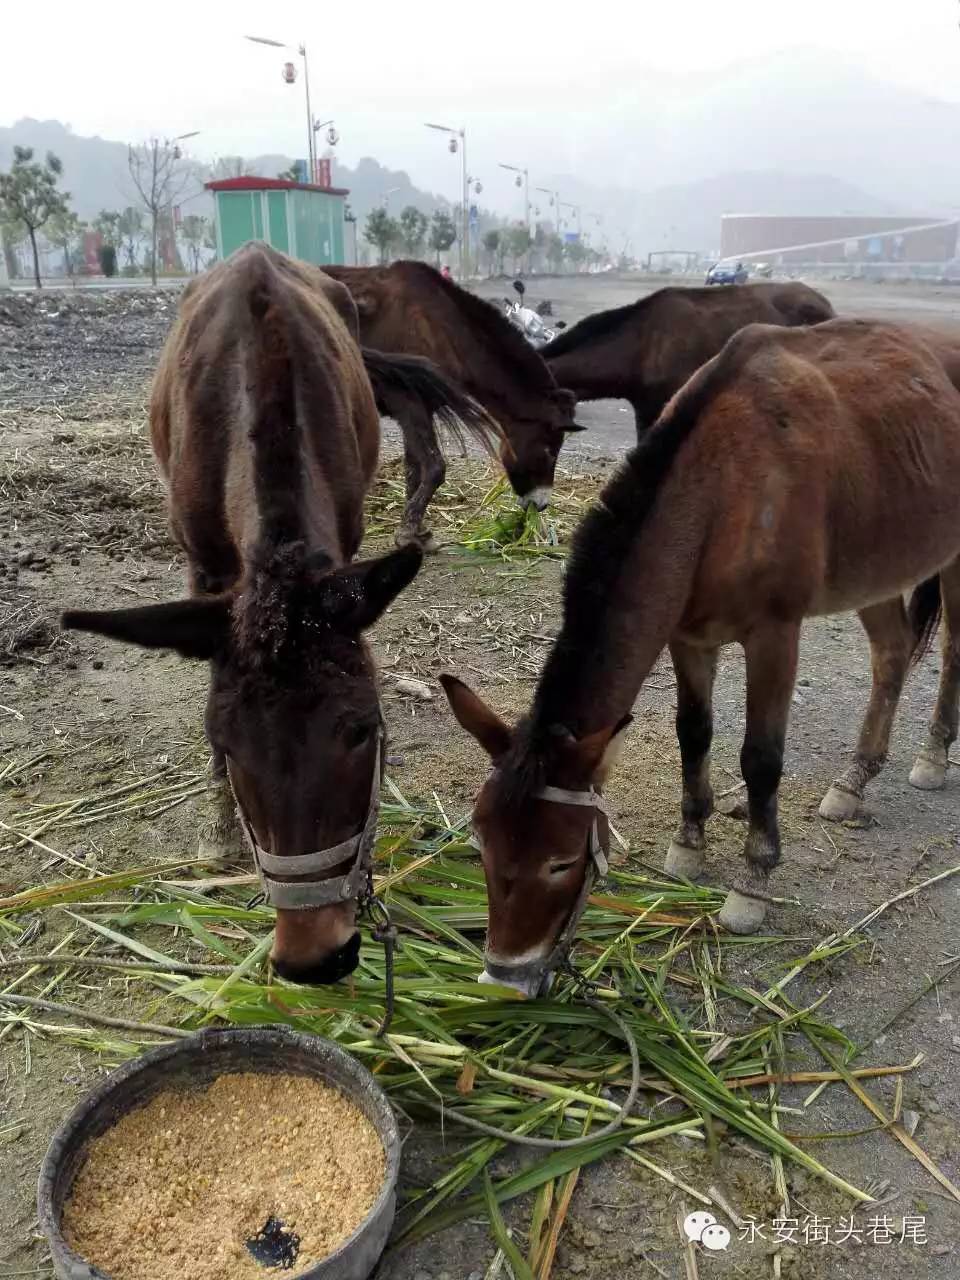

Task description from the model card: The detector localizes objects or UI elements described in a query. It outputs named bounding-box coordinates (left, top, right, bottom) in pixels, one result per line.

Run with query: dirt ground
left=2, top=276, right=960, bottom=1279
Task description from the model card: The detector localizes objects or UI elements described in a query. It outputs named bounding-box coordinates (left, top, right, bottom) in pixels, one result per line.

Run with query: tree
left=398, top=205, right=428, bottom=258
left=210, top=156, right=253, bottom=180
left=181, top=213, right=210, bottom=273
left=46, top=208, right=85, bottom=278
left=546, top=233, right=565, bottom=273
left=93, top=209, right=121, bottom=247
left=565, top=239, right=588, bottom=272
left=117, top=207, right=143, bottom=272
left=482, top=228, right=501, bottom=275
left=504, top=225, right=532, bottom=274
left=0, top=208, right=24, bottom=281
left=363, top=207, right=400, bottom=264
left=127, top=138, right=193, bottom=286
left=0, top=147, right=70, bottom=289
left=428, top=209, right=457, bottom=267
left=277, top=165, right=301, bottom=181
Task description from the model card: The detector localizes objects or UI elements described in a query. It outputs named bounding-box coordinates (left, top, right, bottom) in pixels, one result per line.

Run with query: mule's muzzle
left=520, top=486, right=552, bottom=512
left=479, top=958, right=554, bottom=999
left=273, top=930, right=361, bottom=985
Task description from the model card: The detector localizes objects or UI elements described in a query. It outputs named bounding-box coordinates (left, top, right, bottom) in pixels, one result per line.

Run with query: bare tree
left=127, top=138, right=193, bottom=286
left=210, top=155, right=254, bottom=180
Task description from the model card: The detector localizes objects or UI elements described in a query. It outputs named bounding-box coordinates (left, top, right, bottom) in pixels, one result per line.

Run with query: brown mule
left=326, top=262, right=582, bottom=543
left=62, top=242, right=431, bottom=984
left=442, top=318, right=960, bottom=992
left=542, top=281, right=834, bottom=437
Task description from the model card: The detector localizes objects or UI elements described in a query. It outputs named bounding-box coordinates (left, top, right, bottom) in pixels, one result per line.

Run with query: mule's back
left=151, top=242, right=379, bottom=588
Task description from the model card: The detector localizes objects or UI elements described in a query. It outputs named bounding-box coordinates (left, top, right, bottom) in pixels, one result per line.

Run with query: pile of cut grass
left=3, top=782, right=953, bottom=1274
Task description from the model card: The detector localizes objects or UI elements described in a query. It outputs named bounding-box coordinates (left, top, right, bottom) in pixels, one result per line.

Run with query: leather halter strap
left=482, top=781, right=610, bottom=992
left=235, top=735, right=382, bottom=911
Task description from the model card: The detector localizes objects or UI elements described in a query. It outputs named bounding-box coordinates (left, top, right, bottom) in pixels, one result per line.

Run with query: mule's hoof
left=719, top=890, right=768, bottom=935
left=664, top=841, right=705, bottom=880
left=818, top=784, right=861, bottom=822
left=909, top=755, right=947, bottom=791
left=395, top=528, right=439, bottom=554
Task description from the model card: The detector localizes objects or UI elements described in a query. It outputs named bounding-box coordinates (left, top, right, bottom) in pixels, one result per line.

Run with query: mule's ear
left=314, top=545, right=422, bottom=632
left=439, top=674, right=513, bottom=761
left=554, top=715, right=633, bottom=783
left=62, top=598, right=231, bottom=661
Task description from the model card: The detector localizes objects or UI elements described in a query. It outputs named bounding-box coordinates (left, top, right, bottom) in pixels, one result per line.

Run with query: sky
left=4, top=0, right=960, bottom=214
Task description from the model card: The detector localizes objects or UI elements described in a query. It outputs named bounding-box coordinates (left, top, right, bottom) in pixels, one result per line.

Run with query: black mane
left=492, top=324, right=766, bottom=806
left=391, top=260, right=559, bottom=392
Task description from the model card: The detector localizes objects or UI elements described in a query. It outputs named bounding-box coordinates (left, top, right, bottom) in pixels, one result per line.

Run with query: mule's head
left=62, top=545, right=421, bottom=985
left=497, top=387, right=585, bottom=511
left=440, top=675, right=630, bottom=997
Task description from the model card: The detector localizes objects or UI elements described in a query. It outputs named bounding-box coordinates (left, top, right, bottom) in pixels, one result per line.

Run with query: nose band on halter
left=484, top=782, right=610, bottom=993
left=234, top=736, right=382, bottom=910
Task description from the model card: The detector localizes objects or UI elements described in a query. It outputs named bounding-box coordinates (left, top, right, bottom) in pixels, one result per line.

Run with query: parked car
left=705, top=261, right=749, bottom=286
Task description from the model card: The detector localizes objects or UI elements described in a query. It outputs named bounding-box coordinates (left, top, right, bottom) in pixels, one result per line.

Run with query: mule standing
left=60, top=243, right=488, bottom=983
left=542, top=282, right=834, bottom=438
left=442, top=318, right=960, bottom=992
left=326, top=262, right=583, bottom=545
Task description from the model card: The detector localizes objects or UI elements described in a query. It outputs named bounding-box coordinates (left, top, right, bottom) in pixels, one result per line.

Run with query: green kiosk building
left=206, top=176, right=351, bottom=266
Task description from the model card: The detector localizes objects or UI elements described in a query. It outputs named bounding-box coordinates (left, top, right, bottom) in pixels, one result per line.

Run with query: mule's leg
left=911, top=561, right=960, bottom=790
left=396, top=404, right=445, bottom=552
left=820, top=600, right=914, bottom=820
left=664, top=640, right=719, bottom=880
left=198, top=746, right=243, bottom=865
left=720, top=623, right=799, bottom=935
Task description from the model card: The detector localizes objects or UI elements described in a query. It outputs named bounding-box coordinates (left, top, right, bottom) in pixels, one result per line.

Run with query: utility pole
left=425, top=122, right=469, bottom=279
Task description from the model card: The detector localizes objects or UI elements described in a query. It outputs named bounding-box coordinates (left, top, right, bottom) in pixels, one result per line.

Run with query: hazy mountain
left=563, top=48, right=960, bottom=213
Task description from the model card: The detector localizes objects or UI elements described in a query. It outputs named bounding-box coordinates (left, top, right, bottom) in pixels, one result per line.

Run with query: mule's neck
left=532, top=467, right=708, bottom=738
left=544, top=325, right=642, bottom=403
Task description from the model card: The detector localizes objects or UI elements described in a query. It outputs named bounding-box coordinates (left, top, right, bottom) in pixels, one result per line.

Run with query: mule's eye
left=549, top=859, right=578, bottom=875
left=344, top=723, right=373, bottom=749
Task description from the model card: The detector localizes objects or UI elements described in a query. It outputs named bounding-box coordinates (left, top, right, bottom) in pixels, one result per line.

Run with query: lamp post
left=381, top=187, right=401, bottom=214
left=499, top=163, right=530, bottom=232
left=425, top=121, right=468, bottom=279
left=246, top=35, right=317, bottom=182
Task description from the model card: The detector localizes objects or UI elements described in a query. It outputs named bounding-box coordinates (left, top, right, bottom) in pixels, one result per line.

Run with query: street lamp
left=536, top=186, right=561, bottom=230
left=247, top=35, right=317, bottom=183
left=425, top=121, right=468, bottom=278
left=381, top=187, right=401, bottom=214
left=561, top=202, right=582, bottom=240
left=499, top=163, right=530, bottom=232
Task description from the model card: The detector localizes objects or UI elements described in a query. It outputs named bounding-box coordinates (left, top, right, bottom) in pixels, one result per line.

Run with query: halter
left=235, top=734, right=383, bottom=911
left=481, top=782, right=610, bottom=995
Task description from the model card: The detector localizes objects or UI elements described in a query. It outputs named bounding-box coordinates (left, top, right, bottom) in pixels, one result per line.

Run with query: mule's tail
left=361, top=347, right=500, bottom=457
left=908, top=574, right=942, bottom=665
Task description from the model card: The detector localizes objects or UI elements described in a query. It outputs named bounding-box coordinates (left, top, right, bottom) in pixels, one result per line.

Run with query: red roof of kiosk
left=205, top=177, right=350, bottom=196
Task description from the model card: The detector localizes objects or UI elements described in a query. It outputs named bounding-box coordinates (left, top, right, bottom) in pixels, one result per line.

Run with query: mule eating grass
left=541, top=281, right=835, bottom=436
left=442, top=318, right=960, bottom=978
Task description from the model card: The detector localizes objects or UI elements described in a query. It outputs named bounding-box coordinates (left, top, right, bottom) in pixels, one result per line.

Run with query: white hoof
left=818, top=784, right=861, bottom=822
left=664, top=841, right=706, bottom=880
left=719, top=890, right=768, bottom=935
left=909, top=754, right=947, bottom=792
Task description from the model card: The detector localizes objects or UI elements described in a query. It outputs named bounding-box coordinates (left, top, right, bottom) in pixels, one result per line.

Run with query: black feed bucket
left=37, top=1026, right=401, bottom=1280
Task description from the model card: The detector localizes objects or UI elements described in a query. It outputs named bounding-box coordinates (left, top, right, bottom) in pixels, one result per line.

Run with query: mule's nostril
left=272, top=931, right=361, bottom=985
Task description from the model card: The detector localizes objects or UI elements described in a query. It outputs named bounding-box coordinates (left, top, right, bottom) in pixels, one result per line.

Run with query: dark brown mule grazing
left=542, top=282, right=834, bottom=437
left=441, top=318, right=960, bottom=993
left=61, top=242, right=438, bottom=984
left=326, top=262, right=582, bottom=544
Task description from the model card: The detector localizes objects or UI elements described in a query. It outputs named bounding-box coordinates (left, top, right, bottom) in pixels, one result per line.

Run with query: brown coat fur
left=542, top=281, right=835, bottom=434
left=326, top=261, right=579, bottom=502
left=443, top=318, right=960, bottom=982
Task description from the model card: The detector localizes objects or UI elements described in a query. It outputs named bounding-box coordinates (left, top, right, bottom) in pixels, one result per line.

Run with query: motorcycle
left=502, top=280, right=566, bottom=348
